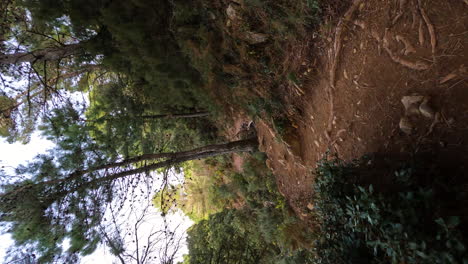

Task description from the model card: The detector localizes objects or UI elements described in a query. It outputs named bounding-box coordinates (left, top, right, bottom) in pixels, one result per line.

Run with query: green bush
left=312, top=156, right=468, bottom=264
left=183, top=153, right=316, bottom=263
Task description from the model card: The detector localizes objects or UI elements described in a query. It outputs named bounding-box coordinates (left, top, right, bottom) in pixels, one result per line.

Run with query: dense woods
left=0, top=0, right=308, bottom=262
left=1, top=0, right=467, bottom=263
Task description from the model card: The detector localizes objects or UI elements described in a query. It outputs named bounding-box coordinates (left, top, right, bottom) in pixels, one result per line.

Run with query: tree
left=0, top=7, right=103, bottom=142
left=185, top=209, right=272, bottom=264
left=0, top=42, right=84, bottom=65
left=0, top=107, right=257, bottom=262
left=1, top=0, right=211, bottom=144
left=98, top=172, right=188, bottom=264
left=0, top=0, right=249, bottom=262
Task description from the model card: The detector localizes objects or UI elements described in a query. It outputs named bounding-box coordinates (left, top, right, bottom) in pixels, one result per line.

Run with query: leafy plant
left=312, top=156, right=468, bottom=264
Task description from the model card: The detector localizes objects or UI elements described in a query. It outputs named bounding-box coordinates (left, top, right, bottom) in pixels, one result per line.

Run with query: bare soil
left=253, top=0, right=468, bottom=218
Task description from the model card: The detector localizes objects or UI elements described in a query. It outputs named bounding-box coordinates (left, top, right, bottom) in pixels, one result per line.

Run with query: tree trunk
left=138, top=112, right=210, bottom=119
left=0, top=43, right=83, bottom=65
left=0, top=64, right=101, bottom=117
left=89, top=112, right=210, bottom=123
left=46, top=64, right=102, bottom=86
left=0, top=138, right=258, bottom=199
left=85, top=137, right=258, bottom=185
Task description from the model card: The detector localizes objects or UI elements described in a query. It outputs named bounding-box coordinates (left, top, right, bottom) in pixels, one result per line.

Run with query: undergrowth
left=181, top=153, right=316, bottom=263
left=312, top=156, right=468, bottom=264
left=172, top=0, right=321, bottom=130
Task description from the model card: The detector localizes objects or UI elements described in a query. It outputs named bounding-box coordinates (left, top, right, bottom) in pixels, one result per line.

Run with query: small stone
left=419, top=98, right=435, bottom=119
left=401, top=95, right=424, bottom=116
left=208, top=11, right=216, bottom=20
left=314, top=140, right=320, bottom=148
left=226, top=5, right=238, bottom=20
left=243, top=31, right=268, bottom=44
left=399, top=116, right=413, bottom=134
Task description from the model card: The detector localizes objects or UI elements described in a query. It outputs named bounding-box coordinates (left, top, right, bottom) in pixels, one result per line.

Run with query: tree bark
left=92, top=137, right=258, bottom=184
left=46, top=64, right=102, bottom=85
left=0, top=43, right=83, bottom=65
left=80, top=137, right=258, bottom=184
left=88, top=112, right=210, bottom=123
left=0, top=138, right=258, bottom=199
left=138, top=112, right=210, bottom=119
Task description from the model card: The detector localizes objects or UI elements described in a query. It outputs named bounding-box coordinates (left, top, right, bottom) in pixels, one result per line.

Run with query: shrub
left=312, top=156, right=468, bottom=264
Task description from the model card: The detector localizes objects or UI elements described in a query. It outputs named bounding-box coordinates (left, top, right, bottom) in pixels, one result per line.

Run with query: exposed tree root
left=419, top=2, right=437, bottom=53
left=392, top=13, right=403, bottom=25
left=392, top=0, right=407, bottom=25
left=411, top=8, right=418, bottom=29
left=330, top=0, right=363, bottom=88
left=440, top=72, right=457, bottom=84
left=396, top=34, right=416, bottom=55
left=326, top=0, right=363, bottom=140
left=418, top=17, right=425, bottom=46
left=353, top=19, right=366, bottom=29
left=383, top=29, right=430, bottom=70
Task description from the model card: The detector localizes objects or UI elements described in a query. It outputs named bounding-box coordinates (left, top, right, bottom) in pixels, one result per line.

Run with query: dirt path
left=256, top=0, right=468, bottom=218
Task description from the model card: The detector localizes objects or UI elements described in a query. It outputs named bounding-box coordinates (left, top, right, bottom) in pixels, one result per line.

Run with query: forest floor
left=229, top=0, right=468, bottom=220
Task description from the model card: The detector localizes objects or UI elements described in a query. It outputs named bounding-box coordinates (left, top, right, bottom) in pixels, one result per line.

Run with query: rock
left=399, top=116, right=413, bottom=134
left=226, top=5, right=239, bottom=21
left=447, top=117, right=455, bottom=125
left=243, top=31, right=268, bottom=44
left=401, top=95, right=424, bottom=116
left=231, top=0, right=244, bottom=5
left=208, top=11, right=216, bottom=20
left=419, top=97, right=435, bottom=119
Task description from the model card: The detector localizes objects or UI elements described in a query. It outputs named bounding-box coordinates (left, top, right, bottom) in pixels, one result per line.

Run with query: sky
left=0, top=132, right=54, bottom=262
left=0, top=132, right=192, bottom=263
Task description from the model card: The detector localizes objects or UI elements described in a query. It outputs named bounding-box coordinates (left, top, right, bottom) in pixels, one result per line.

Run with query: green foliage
left=0, top=106, right=129, bottom=262
left=153, top=160, right=230, bottom=221
left=0, top=95, right=15, bottom=137
left=2, top=0, right=331, bottom=262
left=186, top=209, right=271, bottom=264
left=184, top=153, right=315, bottom=263
left=19, top=0, right=219, bottom=136
left=86, top=80, right=217, bottom=158
left=312, top=156, right=468, bottom=264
